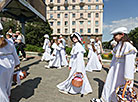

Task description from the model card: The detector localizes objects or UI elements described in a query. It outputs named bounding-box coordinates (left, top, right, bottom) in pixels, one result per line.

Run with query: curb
left=26, top=51, right=111, bottom=63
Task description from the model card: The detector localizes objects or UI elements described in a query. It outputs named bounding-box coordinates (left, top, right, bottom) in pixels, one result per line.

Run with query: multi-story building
left=46, top=0, right=104, bottom=47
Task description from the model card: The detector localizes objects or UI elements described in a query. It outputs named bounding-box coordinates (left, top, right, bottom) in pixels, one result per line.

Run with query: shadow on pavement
left=93, top=78, right=104, bottom=98
left=102, top=66, right=109, bottom=73
left=20, top=60, right=41, bottom=72
left=10, top=77, right=42, bottom=102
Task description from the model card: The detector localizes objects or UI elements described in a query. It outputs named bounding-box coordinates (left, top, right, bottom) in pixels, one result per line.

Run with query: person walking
left=0, top=26, right=20, bottom=102
left=41, top=34, right=51, bottom=61
left=91, top=27, right=137, bottom=102
left=15, top=31, right=26, bottom=61
left=57, top=32, right=92, bottom=95
left=85, top=39, right=102, bottom=72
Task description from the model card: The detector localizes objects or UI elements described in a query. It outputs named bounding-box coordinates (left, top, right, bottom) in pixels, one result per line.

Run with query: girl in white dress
left=91, top=27, right=137, bottom=102
left=58, top=39, right=68, bottom=67
left=45, top=37, right=62, bottom=69
left=86, top=39, right=102, bottom=72
left=0, top=34, right=20, bottom=102
left=41, top=34, right=51, bottom=61
left=57, top=32, right=92, bottom=95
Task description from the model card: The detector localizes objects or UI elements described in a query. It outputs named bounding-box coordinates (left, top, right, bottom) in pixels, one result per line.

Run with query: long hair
left=0, top=37, right=8, bottom=48
left=92, top=43, right=97, bottom=52
left=120, top=34, right=132, bottom=52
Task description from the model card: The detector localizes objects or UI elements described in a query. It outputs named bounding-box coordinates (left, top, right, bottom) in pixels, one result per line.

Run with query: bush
left=65, top=47, right=72, bottom=55
left=24, top=44, right=44, bottom=53
left=102, top=52, right=113, bottom=60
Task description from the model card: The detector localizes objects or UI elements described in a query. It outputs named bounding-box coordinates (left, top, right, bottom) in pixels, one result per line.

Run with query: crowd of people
left=41, top=27, right=137, bottom=102
left=0, top=22, right=137, bottom=102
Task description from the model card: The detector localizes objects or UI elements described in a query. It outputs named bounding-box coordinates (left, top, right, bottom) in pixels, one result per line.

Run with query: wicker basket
left=13, top=71, right=27, bottom=82
left=72, top=73, right=83, bottom=87
left=116, top=83, right=138, bottom=102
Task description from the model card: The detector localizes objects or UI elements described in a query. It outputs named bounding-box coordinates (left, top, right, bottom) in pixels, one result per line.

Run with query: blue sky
left=102, top=0, right=138, bottom=42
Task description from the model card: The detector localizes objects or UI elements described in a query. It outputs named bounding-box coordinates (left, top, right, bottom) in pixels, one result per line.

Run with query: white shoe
left=90, top=98, right=102, bottom=102
left=45, top=65, right=50, bottom=68
left=22, top=58, right=27, bottom=61
left=59, top=90, right=68, bottom=94
left=57, top=67, right=61, bottom=69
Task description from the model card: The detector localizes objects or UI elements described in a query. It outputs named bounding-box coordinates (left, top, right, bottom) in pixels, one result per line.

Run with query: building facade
left=46, top=0, right=104, bottom=47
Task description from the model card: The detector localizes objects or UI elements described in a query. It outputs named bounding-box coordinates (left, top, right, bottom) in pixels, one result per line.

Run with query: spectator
left=15, top=31, right=26, bottom=61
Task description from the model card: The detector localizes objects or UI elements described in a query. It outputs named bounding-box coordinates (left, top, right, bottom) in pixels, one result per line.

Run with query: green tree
left=25, top=20, right=53, bottom=46
left=2, top=19, right=18, bottom=34
left=128, top=27, right=138, bottom=49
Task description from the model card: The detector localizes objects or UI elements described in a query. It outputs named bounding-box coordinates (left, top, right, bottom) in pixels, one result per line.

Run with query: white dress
left=0, top=40, right=20, bottom=102
left=101, top=41, right=137, bottom=102
left=49, top=43, right=61, bottom=68
left=59, top=43, right=68, bottom=66
left=41, top=39, right=51, bottom=61
left=85, top=45, right=102, bottom=72
left=57, top=42, right=92, bottom=94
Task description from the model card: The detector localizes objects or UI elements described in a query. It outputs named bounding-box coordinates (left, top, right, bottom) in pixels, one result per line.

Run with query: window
left=72, top=5, right=75, bottom=9
left=96, top=5, right=99, bottom=10
left=57, top=21, right=60, bottom=25
left=65, top=6, right=68, bottom=10
left=88, top=13, right=91, bottom=18
left=65, top=21, right=68, bottom=26
left=50, top=22, right=53, bottom=26
left=72, top=21, right=75, bottom=25
left=50, top=14, right=53, bottom=19
left=50, top=0, right=53, bottom=2
left=88, top=28, right=91, bottom=33
left=65, top=29, right=68, bottom=33
left=88, top=36, right=91, bottom=39
left=88, top=5, right=91, bottom=10
left=72, top=0, right=75, bottom=2
left=80, top=6, right=83, bottom=10
left=65, top=0, right=68, bottom=1
left=57, top=0, right=60, bottom=3
left=80, top=29, right=83, bottom=33
left=79, top=21, right=84, bottom=25
left=72, top=13, right=75, bottom=18
left=95, top=28, right=98, bottom=33
left=80, top=13, right=83, bottom=17
left=72, top=29, right=75, bottom=33
left=96, top=13, right=99, bottom=18
left=95, top=21, right=99, bottom=25
left=57, top=29, right=60, bottom=33
left=57, top=14, right=60, bottom=18
left=96, top=0, right=98, bottom=2
left=65, top=14, right=68, bottom=18
left=57, top=6, right=60, bottom=10
left=88, top=21, right=91, bottom=25
left=50, top=7, right=53, bottom=10
left=88, top=0, right=91, bottom=2
left=80, top=0, right=83, bottom=2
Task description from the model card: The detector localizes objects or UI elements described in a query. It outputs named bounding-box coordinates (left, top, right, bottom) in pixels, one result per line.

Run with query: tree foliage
left=25, top=20, right=53, bottom=46
left=128, top=27, right=138, bottom=49
left=2, top=19, right=18, bottom=34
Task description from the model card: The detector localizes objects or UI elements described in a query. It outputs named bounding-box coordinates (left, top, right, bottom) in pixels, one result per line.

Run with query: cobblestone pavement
left=10, top=56, right=138, bottom=102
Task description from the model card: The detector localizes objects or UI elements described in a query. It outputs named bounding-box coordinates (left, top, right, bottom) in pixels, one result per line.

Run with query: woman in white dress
left=91, top=27, right=137, bottom=102
left=0, top=34, right=20, bottom=102
left=58, top=39, right=68, bottom=67
left=57, top=32, right=92, bottom=95
left=85, top=39, right=102, bottom=72
left=45, top=37, right=62, bottom=69
left=41, top=34, right=51, bottom=61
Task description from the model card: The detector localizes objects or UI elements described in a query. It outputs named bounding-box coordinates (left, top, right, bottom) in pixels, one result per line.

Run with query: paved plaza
left=10, top=56, right=138, bottom=102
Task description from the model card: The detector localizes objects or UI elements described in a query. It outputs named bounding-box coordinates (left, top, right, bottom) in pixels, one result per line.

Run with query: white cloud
left=103, top=17, right=138, bottom=32
left=103, top=17, right=138, bottom=41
